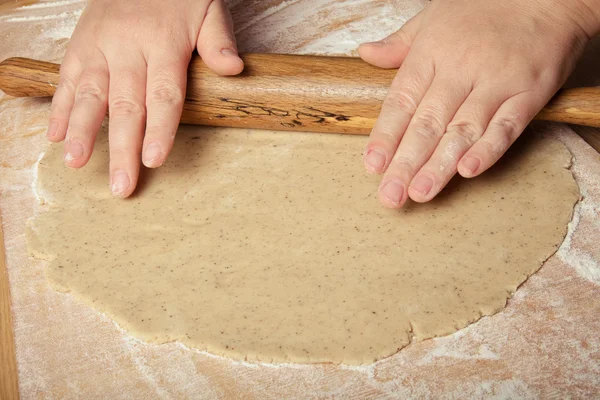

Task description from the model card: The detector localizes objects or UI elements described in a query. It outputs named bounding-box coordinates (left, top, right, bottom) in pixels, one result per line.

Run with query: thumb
left=358, top=11, right=423, bottom=69
left=196, top=0, right=244, bottom=76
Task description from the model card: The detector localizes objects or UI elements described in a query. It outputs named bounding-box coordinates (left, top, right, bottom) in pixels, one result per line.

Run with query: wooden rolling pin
left=1, top=54, right=600, bottom=137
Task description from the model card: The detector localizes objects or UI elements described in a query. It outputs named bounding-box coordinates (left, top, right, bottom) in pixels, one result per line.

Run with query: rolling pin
left=1, top=54, right=600, bottom=139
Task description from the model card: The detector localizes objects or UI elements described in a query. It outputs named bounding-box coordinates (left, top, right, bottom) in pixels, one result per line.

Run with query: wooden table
left=1, top=1, right=599, bottom=398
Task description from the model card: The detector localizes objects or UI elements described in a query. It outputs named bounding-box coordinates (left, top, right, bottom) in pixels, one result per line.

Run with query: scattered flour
left=40, top=8, right=82, bottom=41
left=552, top=128, right=600, bottom=285
left=31, top=151, right=45, bottom=205
left=558, top=198, right=600, bottom=284
left=4, top=10, right=73, bottom=22
left=1, top=1, right=598, bottom=398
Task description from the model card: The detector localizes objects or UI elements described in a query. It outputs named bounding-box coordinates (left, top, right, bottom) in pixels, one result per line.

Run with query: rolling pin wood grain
left=0, top=214, right=20, bottom=400
left=1, top=54, right=599, bottom=150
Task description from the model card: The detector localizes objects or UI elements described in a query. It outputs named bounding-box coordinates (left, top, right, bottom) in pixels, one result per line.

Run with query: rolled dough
left=27, top=127, right=578, bottom=364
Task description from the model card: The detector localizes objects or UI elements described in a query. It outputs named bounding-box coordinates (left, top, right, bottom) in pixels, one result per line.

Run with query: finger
left=363, top=54, right=434, bottom=176
left=358, top=11, right=424, bottom=69
left=378, top=77, right=470, bottom=208
left=196, top=0, right=244, bottom=76
left=63, top=56, right=109, bottom=168
left=106, top=54, right=147, bottom=198
left=407, top=86, right=508, bottom=202
left=142, top=51, right=189, bottom=168
left=457, top=91, right=542, bottom=178
left=48, top=54, right=82, bottom=142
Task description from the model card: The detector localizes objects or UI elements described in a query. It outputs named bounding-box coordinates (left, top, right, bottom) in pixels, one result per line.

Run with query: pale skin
left=47, top=0, right=600, bottom=206
left=47, top=0, right=244, bottom=198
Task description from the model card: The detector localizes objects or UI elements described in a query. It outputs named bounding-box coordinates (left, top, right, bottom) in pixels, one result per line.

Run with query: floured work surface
left=1, top=0, right=600, bottom=397
left=27, top=128, right=578, bottom=365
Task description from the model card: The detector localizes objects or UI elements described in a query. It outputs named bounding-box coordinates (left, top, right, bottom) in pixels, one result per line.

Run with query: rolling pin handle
left=0, top=57, right=60, bottom=98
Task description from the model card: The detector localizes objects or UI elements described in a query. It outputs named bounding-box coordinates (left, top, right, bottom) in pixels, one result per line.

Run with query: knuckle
left=76, top=83, right=105, bottom=102
left=145, top=124, right=177, bottom=139
left=109, top=98, right=145, bottom=117
left=66, top=119, right=89, bottom=133
left=393, top=29, right=412, bottom=46
left=58, top=60, right=79, bottom=89
left=481, top=129, right=514, bottom=159
left=410, top=111, right=445, bottom=142
left=109, top=138, right=140, bottom=158
left=490, top=133, right=512, bottom=156
left=391, top=153, right=417, bottom=172
left=199, top=32, right=236, bottom=50
left=148, top=82, right=184, bottom=106
left=478, top=138, right=500, bottom=159
left=109, top=145, right=127, bottom=156
left=385, top=91, right=418, bottom=117
left=49, top=96, right=67, bottom=113
left=58, top=74, right=78, bottom=93
left=373, top=123, right=401, bottom=142
left=491, top=115, right=520, bottom=139
left=446, top=121, right=481, bottom=143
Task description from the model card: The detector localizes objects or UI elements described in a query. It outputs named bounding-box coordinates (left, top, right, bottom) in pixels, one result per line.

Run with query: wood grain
left=536, top=87, right=600, bottom=130
left=1, top=55, right=600, bottom=148
left=0, top=0, right=36, bottom=9
left=0, top=57, right=59, bottom=98
left=184, top=53, right=391, bottom=133
left=0, top=215, right=19, bottom=400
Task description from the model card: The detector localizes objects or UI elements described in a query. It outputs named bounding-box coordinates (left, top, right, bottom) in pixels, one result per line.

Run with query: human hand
left=47, top=0, right=243, bottom=197
left=359, top=0, right=600, bottom=208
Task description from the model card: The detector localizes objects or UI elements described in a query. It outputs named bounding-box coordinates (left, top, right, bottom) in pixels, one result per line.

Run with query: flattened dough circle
left=28, top=128, right=578, bottom=364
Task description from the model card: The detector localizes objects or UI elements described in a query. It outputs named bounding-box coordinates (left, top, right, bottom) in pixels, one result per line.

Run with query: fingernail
left=143, top=142, right=163, bottom=167
left=380, top=179, right=405, bottom=205
left=363, top=148, right=386, bottom=173
left=462, top=156, right=481, bottom=176
left=221, top=48, right=239, bottom=58
left=410, top=174, right=434, bottom=196
left=64, top=139, right=84, bottom=163
left=47, top=121, right=59, bottom=138
left=111, top=170, right=130, bottom=197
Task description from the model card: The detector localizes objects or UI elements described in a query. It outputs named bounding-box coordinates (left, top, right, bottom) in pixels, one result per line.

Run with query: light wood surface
left=0, top=215, right=19, bottom=400
left=0, top=0, right=599, bottom=398
left=1, top=56, right=600, bottom=148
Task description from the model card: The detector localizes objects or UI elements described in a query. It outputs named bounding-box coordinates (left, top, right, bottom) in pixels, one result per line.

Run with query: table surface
left=1, top=1, right=600, bottom=398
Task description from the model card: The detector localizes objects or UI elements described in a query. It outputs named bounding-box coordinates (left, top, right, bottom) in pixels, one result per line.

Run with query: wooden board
left=1, top=1, right=599, bottom=398
left=0, top=215, right=19, bottom=399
